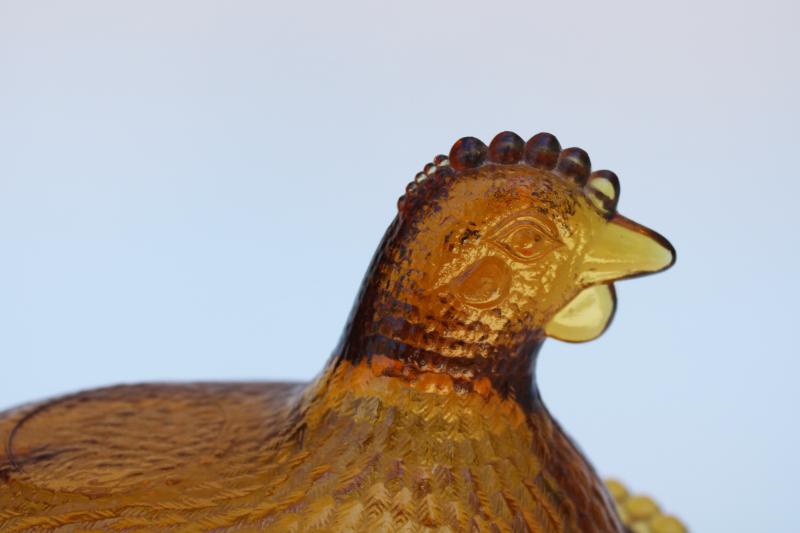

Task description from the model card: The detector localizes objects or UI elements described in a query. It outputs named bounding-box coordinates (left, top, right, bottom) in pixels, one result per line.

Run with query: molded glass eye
left=490, top=217, right=562, bottom=263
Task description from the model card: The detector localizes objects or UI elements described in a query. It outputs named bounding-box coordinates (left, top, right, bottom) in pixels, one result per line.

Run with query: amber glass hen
left=0, top=132, right=684, bottom=532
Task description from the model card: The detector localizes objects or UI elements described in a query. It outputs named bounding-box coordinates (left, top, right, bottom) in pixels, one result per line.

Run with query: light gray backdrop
left=1, top=1, right=798, bottom=531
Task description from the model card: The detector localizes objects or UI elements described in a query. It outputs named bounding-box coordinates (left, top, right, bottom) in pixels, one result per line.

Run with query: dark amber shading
left=448, top=136, right=487, bottom=170
left=556, top=147, right=592, bottom=184
left=524, top=132, right=562, bottom=169
left=432, top=154, right=449, bottom=166
left=488, top=131, right=525, bottom=164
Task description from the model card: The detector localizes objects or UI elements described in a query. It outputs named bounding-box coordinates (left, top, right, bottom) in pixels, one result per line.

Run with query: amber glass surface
left=0, top=132, right=683, bottom=532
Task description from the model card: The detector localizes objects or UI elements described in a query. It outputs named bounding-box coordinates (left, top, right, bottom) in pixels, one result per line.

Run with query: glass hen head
left=391, top=131, right=675, bottom=344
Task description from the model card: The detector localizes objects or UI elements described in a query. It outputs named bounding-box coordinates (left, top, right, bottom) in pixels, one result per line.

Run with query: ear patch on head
left=545, top=284, right=617, bottom=343
left=450, top=256, right=512, bottom=309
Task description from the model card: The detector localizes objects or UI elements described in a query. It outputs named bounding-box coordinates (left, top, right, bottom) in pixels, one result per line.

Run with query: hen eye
left=490, top=218, right=562, bottom=263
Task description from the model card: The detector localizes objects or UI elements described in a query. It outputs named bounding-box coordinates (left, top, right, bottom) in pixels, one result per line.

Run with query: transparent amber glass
left=0, top=131, right=682, bottom=532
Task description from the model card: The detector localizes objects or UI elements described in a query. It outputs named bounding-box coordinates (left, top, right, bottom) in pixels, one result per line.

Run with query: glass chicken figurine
left=0, top=132, right=684, bottom=532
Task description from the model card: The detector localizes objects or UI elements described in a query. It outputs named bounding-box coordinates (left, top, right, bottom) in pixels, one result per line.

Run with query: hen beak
left=545, top=214, right=674, bottom=343
left=579, top=213, right=676, bottom=285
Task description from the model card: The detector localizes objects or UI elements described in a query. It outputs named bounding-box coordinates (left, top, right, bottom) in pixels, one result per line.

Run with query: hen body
left=0, top=369, right=620, bottom=532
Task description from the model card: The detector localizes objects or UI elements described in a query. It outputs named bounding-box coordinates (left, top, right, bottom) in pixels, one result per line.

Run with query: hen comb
left=399, top=131, right=621, bottom=220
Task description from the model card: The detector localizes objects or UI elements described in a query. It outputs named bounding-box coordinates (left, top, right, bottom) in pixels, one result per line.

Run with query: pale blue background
left=1, top=1, right=798, bottom=531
